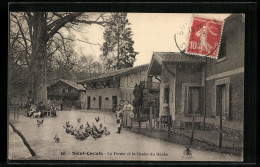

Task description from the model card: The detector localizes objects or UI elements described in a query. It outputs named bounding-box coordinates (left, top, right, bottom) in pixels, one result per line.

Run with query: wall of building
left=78, top=91, right=87, bottom=109
left=205, top=73, right=244, bottom=130
left=86, top=88, right=121, bottom=110
left=159, top=64, right=176, bottom=120
left=175, top=64, right=203, bottom=115
left=120, top=68, right=147, bottom=88
left=206, top=15, right=245, bottom=77
left=119, top=68, right=148, bottom=104
left=204, top=15, right=244, bottom=131
left=120, top=88, right=134, bottom=104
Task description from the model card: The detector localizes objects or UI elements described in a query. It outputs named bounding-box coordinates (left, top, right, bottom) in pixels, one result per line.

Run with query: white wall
left=86, top=88, right=121, bottom=110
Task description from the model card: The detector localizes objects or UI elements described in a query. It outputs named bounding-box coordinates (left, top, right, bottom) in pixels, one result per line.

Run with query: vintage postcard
left=8, top=11, right=244, bottom=162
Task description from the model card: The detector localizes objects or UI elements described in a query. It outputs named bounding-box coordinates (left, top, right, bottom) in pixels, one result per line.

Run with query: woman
left=161, top=100, right=169, bottom=116
left=28, top=103, right=36, bottom=117
left=122, top=100, right=134, bottom=128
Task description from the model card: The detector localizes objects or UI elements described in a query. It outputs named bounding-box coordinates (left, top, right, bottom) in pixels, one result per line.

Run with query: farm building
left=47, top=79, right=86, bottom=110
left=77, top=64, right=160, bottom=111
left=147, top=14, right=244, bottom=136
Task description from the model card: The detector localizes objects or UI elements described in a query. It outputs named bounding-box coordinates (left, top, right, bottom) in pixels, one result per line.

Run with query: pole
left=190, top=90, right=195, bottom=146
left=203, top=58, right=207, bottom=130
left=149, top=107, right=153, bottom=132
left=168, top=108, right=171, bottom=141
left=219, top=109, right=223, bottom=149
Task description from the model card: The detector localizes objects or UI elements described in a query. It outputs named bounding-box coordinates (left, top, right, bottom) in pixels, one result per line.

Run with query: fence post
left=150, top=107, right=153, bottom=134
left=168, top=111, right=171, bottom=141
left=219, top=111, right=223, bottom=149
left=149, top=107, right=152, bottom=129
left=138, top=106, right=141, bottom=131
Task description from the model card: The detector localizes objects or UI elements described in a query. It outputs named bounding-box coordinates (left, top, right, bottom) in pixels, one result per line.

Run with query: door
left=216, top=85, right=225, bottom=117
left=99, top=96, right=102, bottom=110
left=164, top=87, right=169, bottom=103
left=112, top=96, right=117, bottom=111
left=87, top=96, right=91, bottom=110
left=188, top=87, right=200, bottom=114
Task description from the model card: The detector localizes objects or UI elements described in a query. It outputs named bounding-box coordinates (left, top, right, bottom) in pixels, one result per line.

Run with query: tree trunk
left=30, top=13, right=48, bottom=105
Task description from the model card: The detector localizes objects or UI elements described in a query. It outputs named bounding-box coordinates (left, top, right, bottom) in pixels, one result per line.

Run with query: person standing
left=118, top=100, right=125, bottom=124
left=60, top=102, right=63, bottom=111
left=122, top=100, right=134, bottom=128
left=50, top=104, right=57, bottom=117
left=115, top=106, right=123, bottom=134
left=161, top=100, right=169, bottom=116
left=38, top=102, right=46, bottom=118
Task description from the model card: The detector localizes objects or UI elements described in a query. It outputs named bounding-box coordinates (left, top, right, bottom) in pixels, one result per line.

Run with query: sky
left=73, top=13, right=230, bottom=66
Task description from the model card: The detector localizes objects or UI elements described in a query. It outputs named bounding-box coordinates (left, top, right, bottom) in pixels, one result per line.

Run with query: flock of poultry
left=63, top=116, right=110, bottom=141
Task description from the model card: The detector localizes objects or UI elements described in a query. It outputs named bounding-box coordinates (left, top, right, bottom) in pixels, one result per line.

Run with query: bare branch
left=47, top=12, right=84, bottom=41
left=12, top=13, right=32, bottom=71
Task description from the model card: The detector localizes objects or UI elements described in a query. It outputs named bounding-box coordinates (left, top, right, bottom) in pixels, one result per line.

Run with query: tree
left=100, top=13, right=138, bottom=71
left=133, top=83, right=144, bottom=109
left=10, top=12, right=110, bottom=105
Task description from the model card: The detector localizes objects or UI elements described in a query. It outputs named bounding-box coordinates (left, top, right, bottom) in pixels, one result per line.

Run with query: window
left=188, top=87, right=201, bottom=114
left=214, top=78, right=230, bottom=119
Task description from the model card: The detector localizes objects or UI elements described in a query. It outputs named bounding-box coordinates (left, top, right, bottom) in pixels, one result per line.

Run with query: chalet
left=147, top=14, right=244, bottom=134
left=77, top=64, right=160, bottom=111
left=47, top=79, right=86, bottom=110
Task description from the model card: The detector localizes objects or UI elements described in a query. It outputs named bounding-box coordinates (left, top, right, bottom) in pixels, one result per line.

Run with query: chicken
left=91, top=128, right=102, bottom=140
left=104, top=127, right=110, bottom=135
left=54, top=134, right=60, bottom=143
left=77, top=118, right=81, bottom=123
left=37, top=119, right=44, bottom=127
left=95, top=116, right=100, bottom=123
left=65, top=121, right=71, bottom=127
left=183, top=147, right=192, bottom=158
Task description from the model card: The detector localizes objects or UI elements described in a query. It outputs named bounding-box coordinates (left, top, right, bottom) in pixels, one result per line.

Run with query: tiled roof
left=77, top=64, right=149, bottom=84
left=48, top=79, right=85, bottom=91
left=153, top=52, right=206, bottom=63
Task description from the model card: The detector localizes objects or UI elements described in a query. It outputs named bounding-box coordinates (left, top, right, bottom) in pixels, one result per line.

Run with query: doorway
left=112, top=96, right=117, bottom=111
left=216, top=84, right=225, bottom=117
left=164, top=87, right=169, bottom=103
left=188, top=87, right=201, bottom=114
left=99, top=96, right=102, bottom=110
left=87, top=96, right=91, bottom=110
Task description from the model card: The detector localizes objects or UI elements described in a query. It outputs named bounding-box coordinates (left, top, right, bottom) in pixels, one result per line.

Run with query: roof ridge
left=78, top=64, right=149, bottom=83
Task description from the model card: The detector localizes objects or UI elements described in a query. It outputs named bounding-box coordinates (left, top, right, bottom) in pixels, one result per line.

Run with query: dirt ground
left=8, top=110, right=242, bottom=161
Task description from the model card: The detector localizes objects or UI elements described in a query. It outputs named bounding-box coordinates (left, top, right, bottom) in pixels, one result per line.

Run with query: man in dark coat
left=38, top=102, right=46, bottom=117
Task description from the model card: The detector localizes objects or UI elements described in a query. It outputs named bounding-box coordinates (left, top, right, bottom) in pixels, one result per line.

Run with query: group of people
left=115, top=100, right=134, bottom=134
left=26, top=98, right=57, bottom=118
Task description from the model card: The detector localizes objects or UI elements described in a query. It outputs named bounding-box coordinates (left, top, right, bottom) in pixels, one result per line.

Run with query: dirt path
left=8, top=110, right=242, bottom=161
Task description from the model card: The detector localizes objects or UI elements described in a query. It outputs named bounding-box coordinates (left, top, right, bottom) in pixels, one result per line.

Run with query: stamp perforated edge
left=185, top=14, right=225, bottom=59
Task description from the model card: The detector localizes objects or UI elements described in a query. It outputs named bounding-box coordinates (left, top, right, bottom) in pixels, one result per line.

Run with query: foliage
left=133, top=83, right=144, bottom=108
left=9, top=12, right=111, bottom=104
left=100, top=13, right=138, bottom=71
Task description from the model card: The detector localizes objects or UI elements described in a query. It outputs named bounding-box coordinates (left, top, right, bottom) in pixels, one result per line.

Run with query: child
left=115, top=106, right=123, bottom=134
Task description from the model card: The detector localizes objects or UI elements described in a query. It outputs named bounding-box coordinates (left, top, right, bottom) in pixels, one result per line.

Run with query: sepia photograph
left=8, top=10, right=245, bottom=162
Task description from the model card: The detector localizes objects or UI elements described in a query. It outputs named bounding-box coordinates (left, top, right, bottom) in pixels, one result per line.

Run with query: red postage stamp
left=186, top=16, right=224, bottom=59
